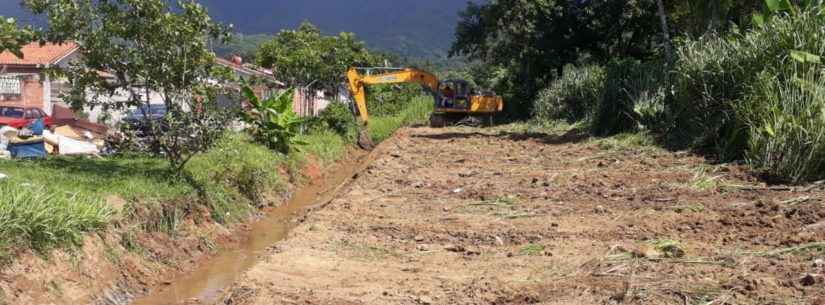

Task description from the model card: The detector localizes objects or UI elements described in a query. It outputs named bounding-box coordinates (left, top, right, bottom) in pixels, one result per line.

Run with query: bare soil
left=220, top=126, right=825, bottom=305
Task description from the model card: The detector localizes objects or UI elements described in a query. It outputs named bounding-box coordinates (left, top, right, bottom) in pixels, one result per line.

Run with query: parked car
left=122, top=104, right=169, bottom=136
left=123, top=104, right=167, bottom=127
left=0, top=106, right=54, bottom=129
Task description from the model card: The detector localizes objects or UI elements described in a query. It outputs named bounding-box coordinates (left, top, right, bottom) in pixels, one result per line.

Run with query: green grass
left=0, top=156, right=189, bottom=202
left=738, top=68, right=825, bottom=183
left=527, top=12, right=825, bottom=184
left=688, top=166, right=725, bottom=192
left=647, top=239, right=685, bottom=258
left=0, top=133, right=288, bottom=254
left=519, top=243, right=546, bottom=256
left=0, top=92, right=431, bottom=259
left=533, top=65, right=606, bottom=123
left=297, top=129, right=348, bottom=164
left=369, top=96, right=433, bottom=143
left=186, top=133, right=286, bottom=223
left=0, top=182, right=112, bottom=256
left=594, top=132, right=655, bottom=151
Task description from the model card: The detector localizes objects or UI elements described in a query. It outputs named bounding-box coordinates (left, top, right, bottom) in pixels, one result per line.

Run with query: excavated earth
left=216, top=126, right=825, bottom=305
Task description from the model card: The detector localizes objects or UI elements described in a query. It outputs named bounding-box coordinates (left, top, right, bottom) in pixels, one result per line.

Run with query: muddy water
left=130, top=151, right=370, bottom=305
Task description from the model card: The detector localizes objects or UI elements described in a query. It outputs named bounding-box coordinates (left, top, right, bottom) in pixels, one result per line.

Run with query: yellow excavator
left=346, top=67, right=504, bottom=148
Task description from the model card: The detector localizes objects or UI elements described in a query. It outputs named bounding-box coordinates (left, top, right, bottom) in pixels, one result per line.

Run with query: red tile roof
left=0, top=42, right=79, bottom=66
left=215, top=57, right=282, bottom=85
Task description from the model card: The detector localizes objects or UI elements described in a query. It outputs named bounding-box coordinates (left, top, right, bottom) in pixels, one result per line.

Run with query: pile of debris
left=0, top=106, right=109, bottom=159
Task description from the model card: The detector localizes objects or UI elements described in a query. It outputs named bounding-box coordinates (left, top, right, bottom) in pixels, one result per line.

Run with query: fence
left=292, top=88, right=333, bottom=117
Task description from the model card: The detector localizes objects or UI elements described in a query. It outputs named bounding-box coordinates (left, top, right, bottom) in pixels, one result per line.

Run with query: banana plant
left=239, top=85, right=306, bottom=154
left=752, top=0, right=824, bottom=64
left=753, top=0, right=822, bottom=26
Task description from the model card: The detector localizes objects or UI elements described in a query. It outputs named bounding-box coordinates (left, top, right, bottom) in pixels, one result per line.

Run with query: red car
left=0, top=106, right=54, bottom=129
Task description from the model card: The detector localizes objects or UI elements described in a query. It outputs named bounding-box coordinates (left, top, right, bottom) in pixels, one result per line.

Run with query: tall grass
left=370, top=95, right=433, bottom=143
left=531, top=61, right=669, bottom=135
left=0, top=182, right=112, bottom=255
left=593, top=60, right=670, bottom=136
left=533, top=65, right=605, bottom=124
left=298, top=129, right=348, bottom=163
left=529, top=12, right=825, bottom=183
left=186, top=133, right=285, bottom=223
left=738, top=68, right=825, bottom=183
left=671, top=11, right=825, bottom=157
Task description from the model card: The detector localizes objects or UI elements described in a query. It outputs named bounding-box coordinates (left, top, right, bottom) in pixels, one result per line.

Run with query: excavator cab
left=438, top=80, right=471, bottom=110
left=431, top=80, right=503, bottom=127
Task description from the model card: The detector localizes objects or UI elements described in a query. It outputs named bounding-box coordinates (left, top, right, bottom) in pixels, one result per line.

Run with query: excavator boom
left=345, top=66, right=503, bottom=149
left=346, top=67, right=439, bottom=124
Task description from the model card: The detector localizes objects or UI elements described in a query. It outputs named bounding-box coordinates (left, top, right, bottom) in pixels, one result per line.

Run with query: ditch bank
left=0, top=146, right=374, bottom=305
left=128, top=148, right=373, bottom=305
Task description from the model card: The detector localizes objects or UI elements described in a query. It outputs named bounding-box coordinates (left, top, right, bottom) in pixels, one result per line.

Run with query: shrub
left=310, top=101, right=359, bottom=142
left=670, top=11, right=825, bottom=157
left=533, top=65, right=606, bottom=124
left=738, top=69, right=825, bottom=183
left=592, top=60, right=670, bottom=136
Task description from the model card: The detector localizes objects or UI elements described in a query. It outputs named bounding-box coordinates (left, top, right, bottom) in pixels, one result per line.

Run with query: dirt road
left=221, top=126, right=825, bottom=305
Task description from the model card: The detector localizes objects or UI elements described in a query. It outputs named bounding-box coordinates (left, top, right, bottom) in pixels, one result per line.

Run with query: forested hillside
left=0, top=0, right=469, bottom=58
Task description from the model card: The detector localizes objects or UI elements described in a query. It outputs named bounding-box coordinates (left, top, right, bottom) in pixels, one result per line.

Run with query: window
left=24, top=109, right=43, bottom=119
left=0, top=75, right=22, bottom=102
left=0, top=107, right=24, bottom=118
left=0, top=76, right=22, bottom=96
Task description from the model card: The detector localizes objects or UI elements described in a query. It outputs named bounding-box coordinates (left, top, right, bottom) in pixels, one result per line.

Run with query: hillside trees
left=450, top=0, right=661, bottom=117
left=24, top=0, right=233, bottom=173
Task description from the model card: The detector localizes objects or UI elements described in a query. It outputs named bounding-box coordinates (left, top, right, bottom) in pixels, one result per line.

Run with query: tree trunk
left=708, top=0, right=719, bottom=31
left=656, top=0, right=673, bottom=63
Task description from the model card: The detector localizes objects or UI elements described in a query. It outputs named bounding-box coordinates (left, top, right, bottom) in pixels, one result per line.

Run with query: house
left=0, top=42, right=80, bottom=115
left=215, top=56, right=336, bottom=117
left=1, top=44, right=305, bottom=127
left=0, top=42, right=160, bottom=126
left=215, top=56, right=284, bottom=106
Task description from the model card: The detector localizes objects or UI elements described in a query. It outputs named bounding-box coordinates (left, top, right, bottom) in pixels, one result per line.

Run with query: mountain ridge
left=1, top=0, right=473, bottom=58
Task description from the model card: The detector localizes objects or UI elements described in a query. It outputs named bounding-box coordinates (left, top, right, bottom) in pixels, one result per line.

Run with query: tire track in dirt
left=220, top=126, right=825, bottom=305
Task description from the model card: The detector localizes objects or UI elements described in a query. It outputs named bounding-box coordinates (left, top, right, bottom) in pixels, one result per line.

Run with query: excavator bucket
left=357, top=128, right=375, bottom=150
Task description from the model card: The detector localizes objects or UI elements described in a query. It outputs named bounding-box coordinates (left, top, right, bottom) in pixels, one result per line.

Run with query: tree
left=450, top=0, right=661, bottom=117
left=256, top=22, right=382, bottom=93
left=656, top=0, right=673, bottom=62
left=24, top=0, right=232, bottom=173
left=0, top=17, right=32, bottom=58
left=665, top=1, right=764, bottom=36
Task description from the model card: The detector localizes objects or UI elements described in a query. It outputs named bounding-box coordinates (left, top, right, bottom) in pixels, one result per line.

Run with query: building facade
left=0, top=42, right=79, bottom=115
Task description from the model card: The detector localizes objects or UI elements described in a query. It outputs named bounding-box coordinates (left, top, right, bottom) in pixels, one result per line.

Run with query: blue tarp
left=9, top=140, right=46, bottom=159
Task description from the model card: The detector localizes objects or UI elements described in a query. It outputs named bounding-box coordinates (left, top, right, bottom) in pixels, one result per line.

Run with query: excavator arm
left=346, top=67, right=439, bottom=124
